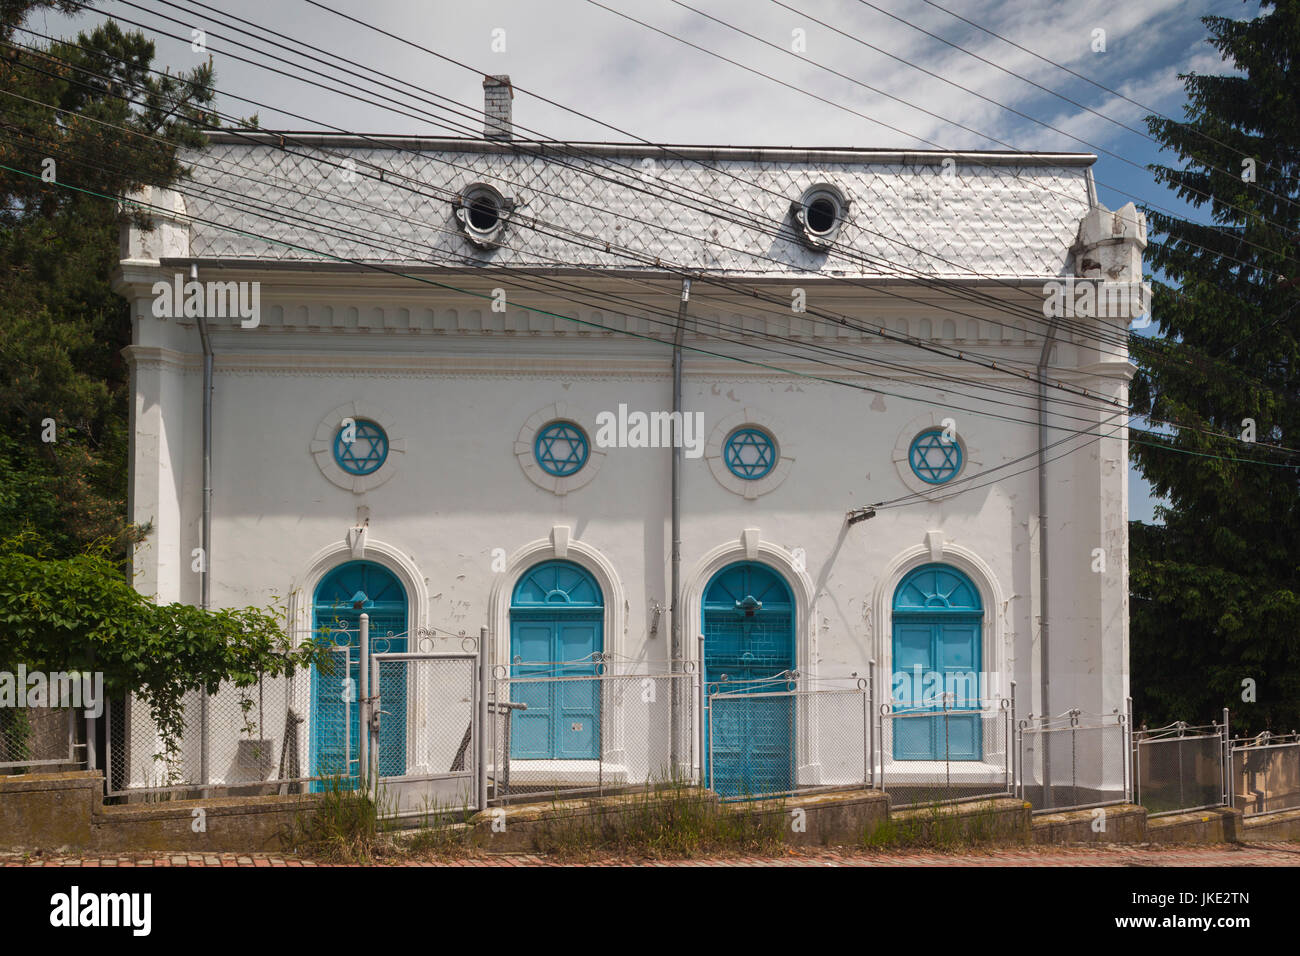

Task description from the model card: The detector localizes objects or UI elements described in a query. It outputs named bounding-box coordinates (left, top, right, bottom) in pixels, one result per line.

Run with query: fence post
left=359, top=612, right=370, bottom=795
left=1009, top=680, right=1016, bottom=799
left=1222, top=707, right=1231, bottom=809
left=697, top=634, right=706, bottom=789
left=867, top=658, right=875, bottom=789
left=476, top=626, right=488, bottom=812
left=1124, top=697, right=1133, bottom=805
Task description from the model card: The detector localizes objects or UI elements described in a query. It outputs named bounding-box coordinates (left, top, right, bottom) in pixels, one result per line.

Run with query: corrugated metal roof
left=178, top=136, right=1092, bottom=279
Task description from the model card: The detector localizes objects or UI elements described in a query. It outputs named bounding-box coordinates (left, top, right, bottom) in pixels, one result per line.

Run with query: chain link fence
left=105, top=624, right=479, bottom=804
left=370, top=651, right=478, bottom=819
left=0, top=706, right=85, bottom=773
left=878, top=696, right=1014, bottom=809
left=705, top=680, right=873, bottom=800
left=1017, top=710, right=1130, bottom=812
left=1133, top=717, right=1230, bottom=816
left=488, top=662, right=699, bottom=804
left=1231, top=731, right=1300, bottom=818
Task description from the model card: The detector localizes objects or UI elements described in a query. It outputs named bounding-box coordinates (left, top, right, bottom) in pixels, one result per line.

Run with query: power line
left=582, top=0, right=1298, bottom=272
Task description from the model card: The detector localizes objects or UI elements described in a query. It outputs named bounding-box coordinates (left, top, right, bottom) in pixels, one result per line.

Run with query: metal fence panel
left=489, top=667, right=699, bottom=804
left=1017, top=713, right=1129, bottom=812
left=1231, top=733, right=1300, bottom=817
left=707, top=685, right=871, bottom=800
left=0, top=706, right=83, bottom=771
left=879, top=698, right=1013, bottom=809
left=370, top=652, right=478, bottom=818
left=1134, top=721, right=1228, bottom=816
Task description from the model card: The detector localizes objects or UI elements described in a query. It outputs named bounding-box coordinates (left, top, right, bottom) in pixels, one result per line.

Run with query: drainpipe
left=670, top=277, right=691, bottom=769
left=1036, top=313, right=1059, bottom=809
left=194, top=263, right=214, bottom=789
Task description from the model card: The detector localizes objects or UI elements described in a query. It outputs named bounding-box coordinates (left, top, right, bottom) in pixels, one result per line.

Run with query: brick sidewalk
left=2, top=843, right=1298, bottom=866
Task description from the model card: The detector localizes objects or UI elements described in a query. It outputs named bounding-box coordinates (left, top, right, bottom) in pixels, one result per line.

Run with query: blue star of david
left=535, top=422, right=588, bottom=477
left=334, top=421, right=389, bottom=476
left=910, top=431, right=961, bottom=484
left=725, top=428, right=776, bottom=479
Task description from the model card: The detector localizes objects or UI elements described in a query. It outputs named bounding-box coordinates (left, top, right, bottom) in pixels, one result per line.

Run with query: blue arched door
left=310, top=561, right=408, bottom=785
left=509, top=561, right=603, bottom=759
left=891, top=563, right=982, bottom=760
left=703, top=562, right=796, bottom=796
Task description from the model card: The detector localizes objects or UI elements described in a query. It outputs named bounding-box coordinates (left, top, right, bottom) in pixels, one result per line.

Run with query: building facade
left=111, top=82, right=1139, bottom=797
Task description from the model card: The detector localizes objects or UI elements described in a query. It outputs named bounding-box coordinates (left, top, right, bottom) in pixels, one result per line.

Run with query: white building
left=111, top=78, right=1138, bottom=803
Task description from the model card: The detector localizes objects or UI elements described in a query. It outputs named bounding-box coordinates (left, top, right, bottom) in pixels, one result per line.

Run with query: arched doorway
left=702, top=562, right=796, bottom=796
left=509, top=560, right=603, bottom=759
left=310, top=561, right=409, bottom=784
left=891, top=563, right=982, bottom=760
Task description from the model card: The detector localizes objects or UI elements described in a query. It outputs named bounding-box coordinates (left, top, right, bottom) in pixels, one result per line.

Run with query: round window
left=908, top=429, right=962, bottom=484
left=534, top=421, right=589, bottom=477
left=333, top=419, right=389, bottom=476
left=724, top=427, right=777, bottom=480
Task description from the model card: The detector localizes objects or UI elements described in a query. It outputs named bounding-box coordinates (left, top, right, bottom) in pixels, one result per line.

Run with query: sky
left=40, top=0, right=1263, bottom=523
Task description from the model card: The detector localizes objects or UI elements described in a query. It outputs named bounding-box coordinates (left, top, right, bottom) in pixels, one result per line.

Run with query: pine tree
left=0, top=1, right=218, bottom=554
left=1131, top=0, right=1300, bottom=732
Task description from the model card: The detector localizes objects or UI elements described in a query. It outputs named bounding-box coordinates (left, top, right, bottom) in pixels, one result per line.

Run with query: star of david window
left=534, top=421, right=589, bottom=477
left=333, top=420, right=389, bottom=476
left=724, top=427, right=777, bottom=480
left=909, top=429, right=962, bottom=484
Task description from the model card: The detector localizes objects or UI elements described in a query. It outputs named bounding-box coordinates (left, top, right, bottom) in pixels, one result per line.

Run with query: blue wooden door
left=310, top=561, right=408, bottom=786
left=509, top=562, right=602, bottom=759
left=891, top=564, right=982, bottom=761
left=703, top=562, right=796, bottom=797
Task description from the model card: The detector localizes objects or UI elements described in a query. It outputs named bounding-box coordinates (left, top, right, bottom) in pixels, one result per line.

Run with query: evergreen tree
left=0, top=0, right=217, bottom=554
left=1132, top=0, right=1300, bottom=732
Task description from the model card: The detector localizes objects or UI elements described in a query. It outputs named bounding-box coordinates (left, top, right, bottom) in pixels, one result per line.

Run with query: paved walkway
left=3, top=843, right=1298, bottom=866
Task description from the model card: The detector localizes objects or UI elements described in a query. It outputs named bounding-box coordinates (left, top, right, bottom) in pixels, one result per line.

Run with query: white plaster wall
left=116, top=268, right=1130, bottom=789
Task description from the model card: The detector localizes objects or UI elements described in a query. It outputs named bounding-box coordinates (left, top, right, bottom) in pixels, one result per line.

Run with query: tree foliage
left=0, top=534, right=326, bottom=764
left=0, top=0, right=218, bottom=554
left=1131, top=1, right=1300, bottom=732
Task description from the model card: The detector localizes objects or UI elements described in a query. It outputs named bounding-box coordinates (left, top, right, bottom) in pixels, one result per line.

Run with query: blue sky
left=48, top=0, right=1261, bottom=522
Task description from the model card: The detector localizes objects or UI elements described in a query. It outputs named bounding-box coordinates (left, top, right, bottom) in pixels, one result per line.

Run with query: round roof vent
left=791, top=184, right=849, bottom=251
left=454, top=182, right=515, bottom=249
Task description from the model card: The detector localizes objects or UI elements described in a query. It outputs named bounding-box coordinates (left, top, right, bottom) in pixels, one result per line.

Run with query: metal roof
left=178, top=135, right=1094, bottom=279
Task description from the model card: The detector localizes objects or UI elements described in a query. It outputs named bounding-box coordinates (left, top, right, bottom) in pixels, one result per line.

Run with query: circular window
left=534, top=421, right=589, bottom=477
left=908, top=429, right=962, bottom=484
left=333, top=419, right=389, bottom=476
left=724, top=427, right=777, bottom=480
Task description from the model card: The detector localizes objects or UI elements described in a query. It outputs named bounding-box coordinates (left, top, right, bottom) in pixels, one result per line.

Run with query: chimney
left=483, top=75, right=513, bottom=140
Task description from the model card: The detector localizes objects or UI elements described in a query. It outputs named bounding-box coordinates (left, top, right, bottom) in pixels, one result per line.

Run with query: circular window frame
left=311, top=401, right=406, bottom=493
left=332, top=419, right=390, bottom=476
left=516, top=403, right=606, bottom=496
left=908, top=429, right=963, bottom=485
left=723, top=426, right=778, bottom=481
left=891, top=412, right=982, bottom=500
left=454, top=182, right=515, bottom=250
left=533, top=420, right=590, bottom=478
left=790, top=183, right=850, bottom=251
left=705, top=407, right=794, bottom=499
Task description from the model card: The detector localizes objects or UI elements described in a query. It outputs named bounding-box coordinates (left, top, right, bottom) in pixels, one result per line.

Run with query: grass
left=280, top=777, right=379, bottom=863
left=527, top=780, right=787, bottom=860
left=862, top=792, right=1018, bottom=850
left=282, top=778, right=1024, bottom=862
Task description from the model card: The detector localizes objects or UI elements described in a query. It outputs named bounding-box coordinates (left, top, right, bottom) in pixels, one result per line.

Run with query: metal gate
left=368, top=644, right=482, bottom=819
